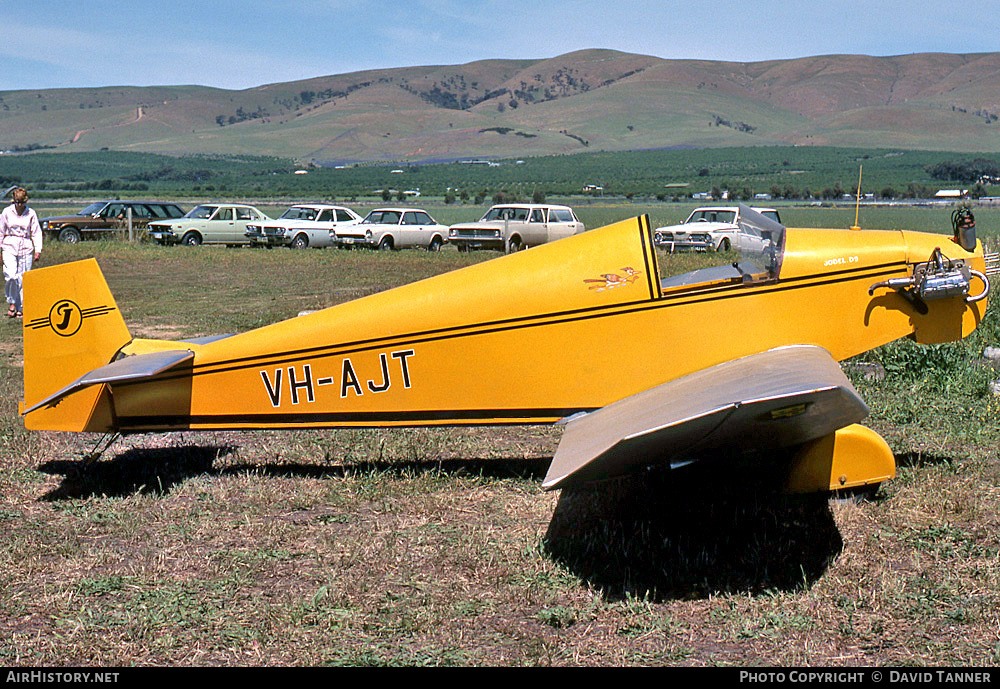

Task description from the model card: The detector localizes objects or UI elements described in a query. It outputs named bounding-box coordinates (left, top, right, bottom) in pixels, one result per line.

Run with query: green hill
left=2, top=50, right=999, bottom=161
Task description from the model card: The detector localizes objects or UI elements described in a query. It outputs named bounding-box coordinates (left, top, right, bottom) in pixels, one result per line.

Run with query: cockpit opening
left=655, top=205, right=786, bottom=293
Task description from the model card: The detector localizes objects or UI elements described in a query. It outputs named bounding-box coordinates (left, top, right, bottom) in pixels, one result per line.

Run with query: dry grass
left=0, top=241, right=998, bottom=666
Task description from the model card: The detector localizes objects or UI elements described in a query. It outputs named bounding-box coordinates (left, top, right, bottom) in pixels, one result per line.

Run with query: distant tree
left=822, top=183, right=846, bottom=199
left=532, top=189, right=546, bottom=203
left=880, top=186, right=896, bottom=199
left=396, top=190, right=406, bottom=202
left=381, top=189, right=392, bottom=202
left=926, top=158, right=999, bottom=183
left=444, top=192, right=456, bottom=204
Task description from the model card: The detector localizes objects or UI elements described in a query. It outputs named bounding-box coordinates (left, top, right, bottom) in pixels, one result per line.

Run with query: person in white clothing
left=0, top=187, right=42, bottom=318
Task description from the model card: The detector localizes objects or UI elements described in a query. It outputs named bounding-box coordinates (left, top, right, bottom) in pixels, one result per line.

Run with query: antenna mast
left=851, top=165, right=863, bottom=230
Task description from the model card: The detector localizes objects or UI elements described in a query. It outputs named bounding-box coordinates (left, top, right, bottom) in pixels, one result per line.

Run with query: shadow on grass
left=36, top=445, right=550, bottom=500
left=542, top=462, right=844, bottom=602
left=37, top=446, right=237, bottom=500
left=894, top=451, right=965, bottom=469
left=37, top=444, right=844, bottom=602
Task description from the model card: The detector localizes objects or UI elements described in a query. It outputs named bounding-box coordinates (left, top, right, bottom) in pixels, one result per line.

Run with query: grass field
left=0, top=214, right=998, bottom=665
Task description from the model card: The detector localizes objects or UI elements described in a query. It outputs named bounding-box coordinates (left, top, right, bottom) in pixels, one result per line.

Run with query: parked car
left=147, top=204, right=270, bottom=246
left=447, top=204, right=584, bottom=252
left=245, top=204, right=363, bottom=249
left=333, top=208, right=448, bottom=250
left=653, top=206, right=782, bottom=252
left=41, top=201, right=186, bottom=243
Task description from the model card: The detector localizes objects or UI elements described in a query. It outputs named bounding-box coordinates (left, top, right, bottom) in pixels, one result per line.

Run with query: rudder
left=21, top=258, right=131, bottom=431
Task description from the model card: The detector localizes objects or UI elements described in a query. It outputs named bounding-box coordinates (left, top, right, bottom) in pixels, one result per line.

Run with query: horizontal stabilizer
left=23, top=349, right=193, bottom=415
left=543, top=345, right=867, bottom=490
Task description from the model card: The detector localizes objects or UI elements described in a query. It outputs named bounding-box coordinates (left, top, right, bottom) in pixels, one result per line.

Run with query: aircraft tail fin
left=21, top=258, right=132, bottom=431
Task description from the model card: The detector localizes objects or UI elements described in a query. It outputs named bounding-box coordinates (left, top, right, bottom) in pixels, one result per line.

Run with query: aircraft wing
left=542, top=345, right=867, bottom=490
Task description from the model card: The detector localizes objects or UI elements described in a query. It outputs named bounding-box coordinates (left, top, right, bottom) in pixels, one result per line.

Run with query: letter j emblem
left=49, top=300, right=83, bottom=337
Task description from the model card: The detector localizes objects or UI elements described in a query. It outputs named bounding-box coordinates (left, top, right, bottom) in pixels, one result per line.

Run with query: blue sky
left=3, top=0, right=996, bottom=91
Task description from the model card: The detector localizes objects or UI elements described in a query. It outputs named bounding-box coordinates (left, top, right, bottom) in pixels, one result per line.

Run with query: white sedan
left=245, top=204, right=363, bottom=248
left=334, top=208, right=449, bottom=250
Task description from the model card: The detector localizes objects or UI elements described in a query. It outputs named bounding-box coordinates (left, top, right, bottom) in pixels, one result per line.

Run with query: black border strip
left=117, top=406, right=598, bottom=428
left=637, top=215, right=657, bottom=300
left=643, top=215, right=663, bottom=299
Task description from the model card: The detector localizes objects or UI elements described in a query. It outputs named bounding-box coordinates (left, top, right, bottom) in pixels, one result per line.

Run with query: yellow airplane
left=19, top=207, right=996, bottom=494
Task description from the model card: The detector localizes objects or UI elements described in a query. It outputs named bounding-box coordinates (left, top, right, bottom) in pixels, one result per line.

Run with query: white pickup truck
left=653, top=206, right=781, bottom=252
